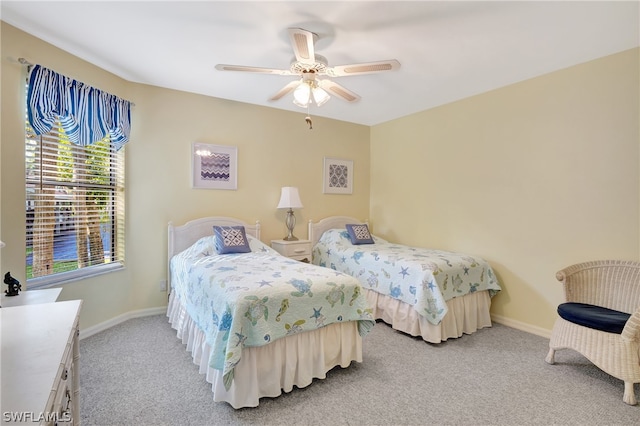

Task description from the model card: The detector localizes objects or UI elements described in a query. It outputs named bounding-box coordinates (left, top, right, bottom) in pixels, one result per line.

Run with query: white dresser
left=1, top=299, right=83, bottom=425
left=1, top=288, right=62, bottom=308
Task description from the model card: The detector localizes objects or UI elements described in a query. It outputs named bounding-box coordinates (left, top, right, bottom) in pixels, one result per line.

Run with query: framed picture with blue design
left=192, top=142, right=238, bottom=190
left=323, top=157, right=353, bottom=194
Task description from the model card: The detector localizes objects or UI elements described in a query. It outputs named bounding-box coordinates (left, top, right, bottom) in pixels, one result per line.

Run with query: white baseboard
left=491, top=313, right=552, bottom=339
left=79, top=307, right=551, bottom=341
left=79, top=306, right=166, bottom=340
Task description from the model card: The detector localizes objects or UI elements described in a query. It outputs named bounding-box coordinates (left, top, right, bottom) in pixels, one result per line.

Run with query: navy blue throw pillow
left=345, top=224, right=374, bottom=245
left=213, top=226, right=251, bottom=254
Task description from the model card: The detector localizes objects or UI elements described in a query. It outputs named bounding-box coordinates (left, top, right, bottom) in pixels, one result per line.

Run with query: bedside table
left=271, top=239, right=312, bottom=263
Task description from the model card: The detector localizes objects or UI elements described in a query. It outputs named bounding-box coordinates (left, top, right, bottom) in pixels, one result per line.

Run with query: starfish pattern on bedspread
left=312, top=229, right=501, bottom=325
left=170, top=234, right=374, bottom=390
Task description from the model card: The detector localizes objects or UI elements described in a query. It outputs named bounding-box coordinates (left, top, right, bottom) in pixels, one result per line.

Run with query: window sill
left=26, top=262, right=125, bottom=289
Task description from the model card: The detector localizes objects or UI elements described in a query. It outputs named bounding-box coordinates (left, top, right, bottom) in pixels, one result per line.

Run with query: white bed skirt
left=365, top=289, right=493, bottom=343
left=167, top=292, right=363, bottom=408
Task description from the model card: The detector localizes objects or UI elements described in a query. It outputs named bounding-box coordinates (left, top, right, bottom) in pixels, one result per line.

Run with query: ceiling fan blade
left=326, top=60, right=401, bottom=77
left=215, top=64, right=292, bottom=75
left=288, top=28, right=317, bottom=65
left=318, top=80, right=361, bottom=103
left=269, top=80, right=302, bottom=101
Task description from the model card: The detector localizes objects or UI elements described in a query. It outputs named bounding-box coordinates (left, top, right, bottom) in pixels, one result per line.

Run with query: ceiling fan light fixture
left=312, top=86, right=330, bottom=106
left=293, top=82, right=311, bottom=107
left=293, top=79, right=330, bottom=108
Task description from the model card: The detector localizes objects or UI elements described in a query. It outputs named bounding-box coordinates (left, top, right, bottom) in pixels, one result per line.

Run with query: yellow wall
left=370, top=48, right=640, bottom=334
left=0, top=23, right=370, bottom=329
left=2, top=21, right=639, bottom=337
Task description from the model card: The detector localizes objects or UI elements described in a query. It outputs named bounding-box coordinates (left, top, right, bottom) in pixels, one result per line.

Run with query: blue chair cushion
left=557, top=302, right=630, bottom=334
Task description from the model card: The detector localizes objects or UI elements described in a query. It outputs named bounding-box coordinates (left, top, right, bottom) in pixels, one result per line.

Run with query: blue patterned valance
left=26, top=64, right=131, bottom=150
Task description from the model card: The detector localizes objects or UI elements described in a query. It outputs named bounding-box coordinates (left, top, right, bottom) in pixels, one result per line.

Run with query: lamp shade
left=277, top=187, right=303, bottom=209
left=0, top=240, right=5, bottom=248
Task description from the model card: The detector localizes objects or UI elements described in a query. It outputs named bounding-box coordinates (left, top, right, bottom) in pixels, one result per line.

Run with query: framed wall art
left=192, top=142, right=238, bottom=190
left=323, top=157, right=353, bottom=194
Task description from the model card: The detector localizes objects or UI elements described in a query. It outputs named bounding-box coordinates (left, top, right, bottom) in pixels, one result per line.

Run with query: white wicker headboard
left=307, top=216, right=368, bottom=247
left=167, top=217, right=261, bottom=289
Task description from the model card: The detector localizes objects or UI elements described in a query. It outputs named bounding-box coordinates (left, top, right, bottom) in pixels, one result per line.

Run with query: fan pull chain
left=305, top=105, right=313, bottom=130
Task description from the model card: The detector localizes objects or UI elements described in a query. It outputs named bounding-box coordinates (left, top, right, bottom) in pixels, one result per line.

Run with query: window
left=25, top=124, right=124, bottom=288
left=25, top=121, right=125, bottom=288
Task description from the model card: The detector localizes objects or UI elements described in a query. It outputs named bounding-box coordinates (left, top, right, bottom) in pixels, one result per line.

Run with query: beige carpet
left=79, top=315, right=639, bottom=425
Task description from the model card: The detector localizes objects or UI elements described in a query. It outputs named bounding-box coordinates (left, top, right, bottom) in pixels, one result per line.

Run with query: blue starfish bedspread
left=312, top=229, right=501, bottom=326
left=170, top=235, right=375, bottom=390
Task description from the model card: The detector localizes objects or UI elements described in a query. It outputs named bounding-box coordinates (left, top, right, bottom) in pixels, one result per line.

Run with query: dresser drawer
left=44, top=314, right=79, bottom=425
left=48, top=379, right=73, bottom=425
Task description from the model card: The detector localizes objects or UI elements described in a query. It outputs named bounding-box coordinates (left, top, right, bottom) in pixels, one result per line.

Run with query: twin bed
left=166, top=216, right=374, bottom=408
left=167, top=215, right=501, bottom=408
left=308, top=216, right=501, bottom=344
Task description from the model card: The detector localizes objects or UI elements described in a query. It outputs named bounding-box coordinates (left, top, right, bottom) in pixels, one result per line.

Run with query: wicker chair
left=545, top=260, right=640, bottom=405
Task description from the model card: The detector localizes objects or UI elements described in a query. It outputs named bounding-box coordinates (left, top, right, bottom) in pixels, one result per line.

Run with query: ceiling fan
left=215, top=28, right=401, bottom=109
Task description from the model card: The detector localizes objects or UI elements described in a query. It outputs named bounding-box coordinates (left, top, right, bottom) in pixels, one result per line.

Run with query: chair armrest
left=621, top=306, right=640, bottom=343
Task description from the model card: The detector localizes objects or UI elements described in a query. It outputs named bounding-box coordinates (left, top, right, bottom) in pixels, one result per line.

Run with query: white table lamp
left=277, top=187, right=303, bottom=241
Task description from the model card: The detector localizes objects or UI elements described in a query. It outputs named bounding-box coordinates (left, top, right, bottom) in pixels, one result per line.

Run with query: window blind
left=25, top=123, right=125, bottom=286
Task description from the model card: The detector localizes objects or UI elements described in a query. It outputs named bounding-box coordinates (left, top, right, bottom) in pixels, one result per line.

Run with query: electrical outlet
left=159, top=279, right=167, bottom=292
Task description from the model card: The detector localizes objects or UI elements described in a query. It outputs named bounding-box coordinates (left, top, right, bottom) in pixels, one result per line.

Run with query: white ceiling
left=2, top=1, right=639, bottom=126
